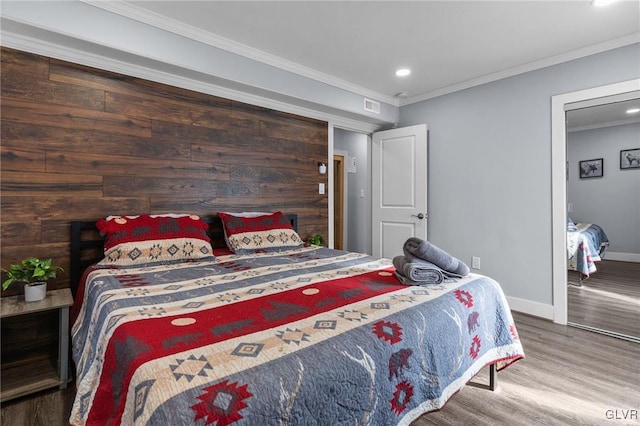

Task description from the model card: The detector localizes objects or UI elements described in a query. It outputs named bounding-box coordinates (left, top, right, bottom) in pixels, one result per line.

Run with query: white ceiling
left=120, top=0, right=640, bottom=105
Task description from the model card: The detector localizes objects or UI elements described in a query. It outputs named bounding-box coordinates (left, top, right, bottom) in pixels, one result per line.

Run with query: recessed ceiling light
left=626, top=107, right=640, bottom=114
left=395, top=68, right=411, bottom=77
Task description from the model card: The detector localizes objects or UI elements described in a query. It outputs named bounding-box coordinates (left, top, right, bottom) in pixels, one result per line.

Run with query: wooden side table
left=0, top=288, right=74, bottom=402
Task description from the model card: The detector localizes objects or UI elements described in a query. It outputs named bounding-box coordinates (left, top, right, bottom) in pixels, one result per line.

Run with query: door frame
left=334, top=150, right=349, bottom=250
left=550, top=78, right=639, bottom=324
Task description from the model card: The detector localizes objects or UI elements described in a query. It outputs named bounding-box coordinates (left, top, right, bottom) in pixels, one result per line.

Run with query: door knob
left=411, top=213, right=425, bottom=220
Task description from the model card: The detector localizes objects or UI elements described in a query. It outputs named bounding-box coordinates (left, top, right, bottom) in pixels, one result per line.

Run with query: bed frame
left=69, top=214, right=298, bottom=297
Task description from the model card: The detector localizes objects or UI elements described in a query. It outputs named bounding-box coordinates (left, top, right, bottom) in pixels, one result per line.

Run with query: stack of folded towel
left=393, top=237, right=470, bottom=286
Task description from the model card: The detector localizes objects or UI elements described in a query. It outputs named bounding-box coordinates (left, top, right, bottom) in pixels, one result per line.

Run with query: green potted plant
left=2, top=258, right=62, bottom=302
left=308, top=234, right=324, bottom=246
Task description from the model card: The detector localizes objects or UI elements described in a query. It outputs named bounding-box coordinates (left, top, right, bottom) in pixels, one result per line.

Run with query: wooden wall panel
left=0, top=47, right=329, bottom=297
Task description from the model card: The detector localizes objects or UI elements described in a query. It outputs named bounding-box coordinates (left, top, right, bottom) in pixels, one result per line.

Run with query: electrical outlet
left=472, top=257, right=481, bottom=269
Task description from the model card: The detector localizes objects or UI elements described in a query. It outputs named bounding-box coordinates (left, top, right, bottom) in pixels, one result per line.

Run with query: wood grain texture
left=2, top=312, right=638, bottom=426
left=0, top=46, right=329, bottom=297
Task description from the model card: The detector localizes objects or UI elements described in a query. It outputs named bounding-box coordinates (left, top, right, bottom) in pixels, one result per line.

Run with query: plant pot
left=24, top=281, right=47, bottom=302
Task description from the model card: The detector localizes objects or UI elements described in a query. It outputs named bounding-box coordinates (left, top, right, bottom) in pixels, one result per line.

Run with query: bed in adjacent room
left=567, top=217, right=610, bottom=281
left=68, top=212, right=524, bottom=426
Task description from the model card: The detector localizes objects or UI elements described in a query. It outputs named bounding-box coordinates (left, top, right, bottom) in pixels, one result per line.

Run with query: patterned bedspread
left=70, top=246, right=524, bottom=425
left=567, top=223, right=609, bottom=277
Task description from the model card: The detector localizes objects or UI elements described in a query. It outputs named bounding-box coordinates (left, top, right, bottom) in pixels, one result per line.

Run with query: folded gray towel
left=403, top=237, right=470, bottom=276
left=394, top=270, right=426, bottom=286
left=393, top=255, right=444, bottom=284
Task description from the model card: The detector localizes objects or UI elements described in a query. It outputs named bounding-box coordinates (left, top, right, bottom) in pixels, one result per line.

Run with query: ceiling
left=119, top=0, right=640, bottom=105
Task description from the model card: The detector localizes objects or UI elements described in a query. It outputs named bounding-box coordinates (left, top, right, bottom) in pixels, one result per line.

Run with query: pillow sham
left=218, top=212, right=269, bottom=248
left=218, top=211, right=302, bottom=254
left=96, top=214, right=214, bottom=266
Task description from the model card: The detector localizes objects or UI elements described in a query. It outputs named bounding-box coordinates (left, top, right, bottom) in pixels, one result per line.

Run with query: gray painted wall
left=399, top=43, right=640, bottom=306
left=334, top=128, right=371, bottom=254
left=568, top=123, right=640, bottom=255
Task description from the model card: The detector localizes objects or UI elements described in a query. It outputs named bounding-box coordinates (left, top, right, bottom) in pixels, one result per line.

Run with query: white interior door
left=372, top=124, right=428, bottom=259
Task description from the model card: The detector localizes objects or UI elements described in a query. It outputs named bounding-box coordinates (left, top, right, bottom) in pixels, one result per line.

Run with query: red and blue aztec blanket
left=70, top=246, right=524, bottom=425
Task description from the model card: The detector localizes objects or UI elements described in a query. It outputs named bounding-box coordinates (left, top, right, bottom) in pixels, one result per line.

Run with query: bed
left=567, top=218, right=609, bottom=281
left=68, top=212, right=524, bottom=426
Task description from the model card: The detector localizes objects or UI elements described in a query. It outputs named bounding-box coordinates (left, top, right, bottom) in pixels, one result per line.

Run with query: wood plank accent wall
left=0, top=47, right=329, bottom=297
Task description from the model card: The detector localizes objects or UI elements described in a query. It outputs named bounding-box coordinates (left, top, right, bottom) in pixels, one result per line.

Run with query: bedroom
left=1, top=1, right=639, bottom=425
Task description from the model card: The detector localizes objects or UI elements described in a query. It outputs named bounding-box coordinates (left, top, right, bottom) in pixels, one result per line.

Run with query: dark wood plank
left=105, top=91, right=245, bottom=131
left=0, top=47, right=49, bottom=79
left=1, top=98, right=151, bottom=138
left=194, top=144, right=323, bottom=170
left=0, top=122, right=185, bottom=160
left=103, top=176, right=260, bottom=198
left=1, top=75, right=104, bottom=111
left=0, top=222, right=42, bottom=246
left=0, top=172, right=103, bottom=197
left=45, top=151, right=229, bottom=180
left=0, top=196, right=150, bottom=221
left=0, top=146, right=46, bottom=173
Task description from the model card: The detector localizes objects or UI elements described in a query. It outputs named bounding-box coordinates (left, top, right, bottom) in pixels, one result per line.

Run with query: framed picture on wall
left=579, top=158, right=603, bottom=179
left=620, top=148, right=640, bottom=169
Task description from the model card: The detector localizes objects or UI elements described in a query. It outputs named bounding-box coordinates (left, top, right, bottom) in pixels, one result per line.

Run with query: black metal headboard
left=69, top=214, right=298, bottom=296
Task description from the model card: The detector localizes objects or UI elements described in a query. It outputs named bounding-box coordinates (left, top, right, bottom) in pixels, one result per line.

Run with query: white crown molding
left=80, top=0, right=399, bottom=107
left=400, top=33, right=640, bottom=106
left=0, top=29, right=382, bottom=135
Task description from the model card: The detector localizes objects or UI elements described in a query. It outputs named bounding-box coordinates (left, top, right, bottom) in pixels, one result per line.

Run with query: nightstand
left=0, top=288, right=74, bottom=402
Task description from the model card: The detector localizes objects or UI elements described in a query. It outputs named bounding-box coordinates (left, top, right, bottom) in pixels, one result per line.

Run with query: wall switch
left=472, top=257, right=481, bottom=269
left=568, top=203, right=573, bottom=212
left=360, top=189, right=365, bottom=198
left=319, top=183, right=325, bottom=194
left=347, top=156, right=357, bottom=173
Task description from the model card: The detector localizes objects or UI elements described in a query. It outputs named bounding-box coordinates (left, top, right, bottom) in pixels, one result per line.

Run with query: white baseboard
left=604, top=252, right=640, bottom=263
left=506, top=296, right=554, bottom=320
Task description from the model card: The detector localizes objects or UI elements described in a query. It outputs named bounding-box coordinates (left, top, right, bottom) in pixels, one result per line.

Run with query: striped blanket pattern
left=70, top=246, right=524, bottom=425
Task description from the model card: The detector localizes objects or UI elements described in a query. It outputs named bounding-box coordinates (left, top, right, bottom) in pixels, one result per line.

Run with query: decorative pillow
left=218, top=211, right=302, bottom=254
left=96, top=214, right=214, bottom=266
left=218, top=212, right=269, bottom=248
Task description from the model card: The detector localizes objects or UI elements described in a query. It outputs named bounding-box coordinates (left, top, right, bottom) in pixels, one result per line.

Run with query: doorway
left=550, top=79, right=640, bottom=335
left=332, top=129, right=370, bottom=254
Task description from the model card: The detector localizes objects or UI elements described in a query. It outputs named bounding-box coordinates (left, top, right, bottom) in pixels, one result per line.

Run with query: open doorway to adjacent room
left=332, top=128, right=371, bottom=254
